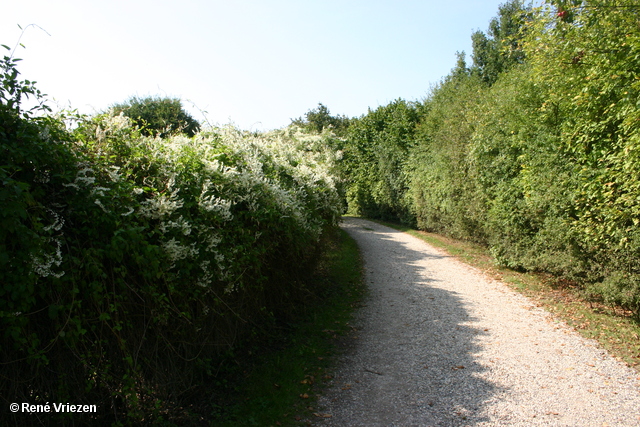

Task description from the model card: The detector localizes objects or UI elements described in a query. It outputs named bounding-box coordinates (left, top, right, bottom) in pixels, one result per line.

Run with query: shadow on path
left=316, top=217, right=502, bottom=426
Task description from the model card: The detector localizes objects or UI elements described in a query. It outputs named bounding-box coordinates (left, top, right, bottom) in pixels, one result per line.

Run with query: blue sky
left=3, top=0, right=510, bottom=130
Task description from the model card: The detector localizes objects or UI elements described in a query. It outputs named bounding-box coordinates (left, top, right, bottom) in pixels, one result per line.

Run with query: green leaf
left=48, top=304, right=59, bottom=319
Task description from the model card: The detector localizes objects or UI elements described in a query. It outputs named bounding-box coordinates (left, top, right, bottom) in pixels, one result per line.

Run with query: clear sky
left=2, top=0, right=508, bottom=131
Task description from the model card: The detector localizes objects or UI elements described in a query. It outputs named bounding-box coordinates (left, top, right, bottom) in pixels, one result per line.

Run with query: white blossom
left=159, top=216, right=192, bottom=236
left=43, top=209, right=65, bottom=232
left=139, top=189, right=183, bottom=219
left=161, top=239, right=199, bottom=264
left=32, top=239, right=65, bottom=278
left=94, top=199, right=109, bottom=213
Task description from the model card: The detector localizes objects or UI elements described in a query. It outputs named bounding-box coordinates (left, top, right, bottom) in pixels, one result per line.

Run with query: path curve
left=315, top=217, right=640, bottom=426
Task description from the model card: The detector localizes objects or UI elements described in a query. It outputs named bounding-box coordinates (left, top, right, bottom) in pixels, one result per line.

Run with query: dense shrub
left=1, top=50, right=343, bottom=423
left=341, top=0, right=640, bottom=317
left=343, top=99, right=420, bottom=223
left=524, top=0, right=640, bottom=313
left=468, top=65, right=585, bottom=275
left=408, top=66, right=485, bottom=241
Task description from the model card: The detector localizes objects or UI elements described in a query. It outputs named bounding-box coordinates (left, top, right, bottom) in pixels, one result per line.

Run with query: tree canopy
left=470, top=0, right=530, bottom=85
left=111, top=95, right=200, bottom=138
left=291, top=103, right=351, bottom=136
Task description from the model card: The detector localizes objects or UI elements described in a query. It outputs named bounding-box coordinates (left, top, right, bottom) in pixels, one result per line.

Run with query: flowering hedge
left=1, top=56, right=344, bottom=422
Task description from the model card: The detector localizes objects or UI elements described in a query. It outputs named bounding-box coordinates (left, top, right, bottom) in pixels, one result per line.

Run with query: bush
left=408, top=70, right=485, bottom=240
left=343, top=99, right=420, bottom=223
left=1, top=51, right=343, bottom=424
left=344, top=0, right=640, bottom=316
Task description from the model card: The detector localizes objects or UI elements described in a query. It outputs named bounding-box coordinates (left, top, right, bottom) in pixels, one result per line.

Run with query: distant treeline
left=310, top=0, right=640, bottom=316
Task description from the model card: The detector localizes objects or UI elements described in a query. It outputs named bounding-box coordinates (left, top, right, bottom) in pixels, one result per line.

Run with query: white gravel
left=314, top=217, right=640, bottom=427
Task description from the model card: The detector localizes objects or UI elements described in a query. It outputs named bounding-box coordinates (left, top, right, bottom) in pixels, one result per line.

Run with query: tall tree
left=291, top=103, right=350, bottom=136
left=111, top=95, right=200, bottom=138
left=471, top=0, right=530, bottom=85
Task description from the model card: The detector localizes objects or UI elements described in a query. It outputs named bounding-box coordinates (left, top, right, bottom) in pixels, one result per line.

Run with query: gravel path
left=314, top=217, right=640, bottom=427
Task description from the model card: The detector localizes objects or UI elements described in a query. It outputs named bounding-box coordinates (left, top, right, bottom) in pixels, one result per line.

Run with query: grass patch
left=368, top=218, right=640, bottom=371
left=212, top=225, right=365, bottom=426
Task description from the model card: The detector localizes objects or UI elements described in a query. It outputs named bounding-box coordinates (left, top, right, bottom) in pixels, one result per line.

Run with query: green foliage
left=4, top=2, right=640, bottom=422
left=343, top=99, right=420, bottom=223
left=1, top=54, right=344, bottom=424
left=469, top=65, right=585, bottom=275
left=524, top=0, right=640, bottom=313
left=408, top=71, right=485, bottom=240
left=111, top=95, right=200, bottom=138
left=341, top=0, right=640, bottom=317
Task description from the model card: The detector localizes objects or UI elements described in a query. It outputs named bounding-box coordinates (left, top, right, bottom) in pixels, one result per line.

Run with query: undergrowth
left=211, top=225, right=365, bottom=426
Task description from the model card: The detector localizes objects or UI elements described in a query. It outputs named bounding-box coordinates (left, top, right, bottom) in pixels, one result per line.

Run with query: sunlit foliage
left=340, top=0, right=640, bottom=316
